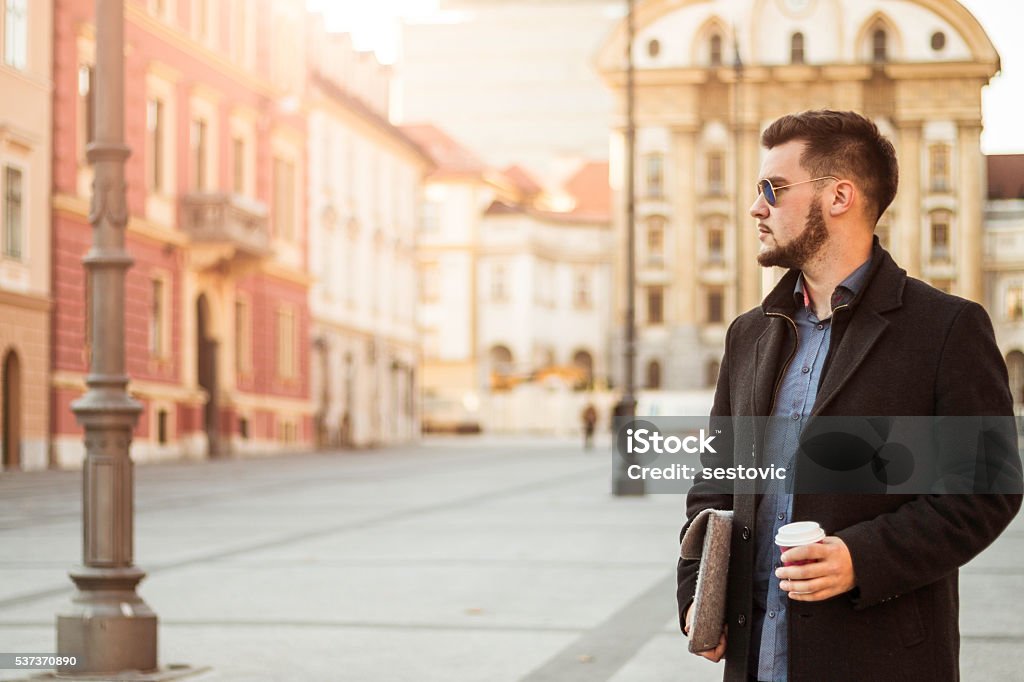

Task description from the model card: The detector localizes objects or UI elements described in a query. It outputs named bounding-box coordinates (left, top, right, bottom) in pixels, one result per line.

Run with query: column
left=958, top=122, right=984, bottom=302
left=896, top=120, right=922, bottom=276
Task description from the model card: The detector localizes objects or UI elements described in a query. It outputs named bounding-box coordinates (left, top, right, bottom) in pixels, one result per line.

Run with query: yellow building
left=597, top=0, right=997, bottom=390
left=0, top=0, right=51, bottom=470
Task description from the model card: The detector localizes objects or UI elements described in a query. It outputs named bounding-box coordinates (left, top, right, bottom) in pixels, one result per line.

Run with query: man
left=581, top=402, right=598, bottom=450
left=676, top=110, right=1022, bottom=681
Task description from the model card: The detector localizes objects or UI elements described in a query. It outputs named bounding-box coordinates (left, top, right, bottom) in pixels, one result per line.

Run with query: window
left=1007, top=284, right=1024, bottom=322
left=710, top=34, right=723, bottom=66
left=646, top=360, right=662, bottom=389
left=790, top=32, right=805, bottom=64
left=3, top=166, right=23, bottom=260
left=79, top=65, right=95, bottom=148
left=708, top=226, right=724, bottom=263
left=491, top=264, right=507, bottom=302
left=421, top=263, right=440, bottom=303
left=872, top=29, right=887, bottom=63
left=420, top=200, right=439, bottom=232
left=276, top=307, right=296, bottom=379
left=930, top=212, right=950, bottom=261
left=645, top=154, right=664, bottom=198
left=149, top=278, right=167, bottom=357
left=647, top=287, right=664, bottom=325
left=273, top=157, right=296, bottom=240
left=574, top=271, right=591, bottom=308
left=191, top=119, right=207, bottom=191
left=647, top=221, right=664, bottom=260
left=647, top=39, right=661, bottom=58
left=707, top=151, right=724, bottom=195
left=147, top=99, right=164, bottom=192
left=235, top=299, right=251, bottom=374
left=930, top=31, right=946, bottom=51
left=232, top=137, right=245, bottom=194
left=4, top=0, right=27, bottom=70
left=929, top=144, right=950, bottom=193
left=707, top=288, right=724, bottom=323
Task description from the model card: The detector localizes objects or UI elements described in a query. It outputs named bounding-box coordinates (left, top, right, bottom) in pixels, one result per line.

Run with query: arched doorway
left=489, top=345, right=514, bottom=390
left=2, top=349, right=21, bottom=470
left=196, top=295, right=220, bottom=457
left=646, top=359, right=662, bottom=390
left=572, top=349, right=594, bottom=390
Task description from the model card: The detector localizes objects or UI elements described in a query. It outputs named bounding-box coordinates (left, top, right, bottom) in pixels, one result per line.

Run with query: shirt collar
left=793, top=256, right=873, bottom=312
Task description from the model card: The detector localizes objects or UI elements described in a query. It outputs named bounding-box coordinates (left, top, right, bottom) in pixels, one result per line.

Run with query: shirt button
left=769, top=610, right=776, bottom=618
left=737, top=614, right=747, bottom=626
left=801, top=366, right=810, bottom=374
left=816, top=324, right=824, bottom=330
left=777, top=513, right=785, bottom=520
left=791, top=412, right=799, bottom=421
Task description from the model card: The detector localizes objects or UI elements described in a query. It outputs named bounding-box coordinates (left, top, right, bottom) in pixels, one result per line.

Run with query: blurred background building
left=0, top=0, right=1022, bottom=470
left=306, top=21, right=430, bottom=448
left=51, top=0, right=314, bottom=465
left=0, top=0, right=52, bottom=471
left=596, top=0, right=999, bottom=392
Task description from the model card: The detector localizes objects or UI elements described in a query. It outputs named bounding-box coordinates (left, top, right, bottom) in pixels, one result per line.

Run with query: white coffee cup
left=775, top=521, right=826, bottom=566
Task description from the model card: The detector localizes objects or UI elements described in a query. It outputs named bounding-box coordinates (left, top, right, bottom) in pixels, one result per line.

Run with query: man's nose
left=750, top=194, right=769, bottom=219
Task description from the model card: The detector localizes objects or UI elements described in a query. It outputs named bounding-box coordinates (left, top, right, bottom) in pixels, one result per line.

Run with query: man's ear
left=828, top=180, right=856, bottom=217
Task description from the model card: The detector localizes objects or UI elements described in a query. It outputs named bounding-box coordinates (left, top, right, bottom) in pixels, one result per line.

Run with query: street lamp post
left=56, top=0, right=158, bottom=674
left=613, top=0, right=644, bottom=496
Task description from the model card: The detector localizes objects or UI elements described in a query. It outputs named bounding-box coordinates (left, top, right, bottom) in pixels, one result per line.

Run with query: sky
left=306, top=0, right=1024, bottom=154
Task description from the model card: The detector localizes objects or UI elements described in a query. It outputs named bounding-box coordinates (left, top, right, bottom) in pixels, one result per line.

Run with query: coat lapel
left=811, top=308, right=889, bottom=416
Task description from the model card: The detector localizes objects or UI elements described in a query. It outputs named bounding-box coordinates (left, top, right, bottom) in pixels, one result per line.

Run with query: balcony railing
left=181, top=192, right=270, bottom=258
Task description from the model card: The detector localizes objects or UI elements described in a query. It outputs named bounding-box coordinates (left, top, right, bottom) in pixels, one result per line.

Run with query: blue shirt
left=751, top=258, right=872, bottom=682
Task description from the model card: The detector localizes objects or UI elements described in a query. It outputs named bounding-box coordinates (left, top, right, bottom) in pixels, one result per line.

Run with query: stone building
left=0, top=0, right=52, bottom=471
left=596, top=0, right=999, bottom=391
left=306, top=20, right=431, bottom=448
left=51, top=0, right=314, bottom=466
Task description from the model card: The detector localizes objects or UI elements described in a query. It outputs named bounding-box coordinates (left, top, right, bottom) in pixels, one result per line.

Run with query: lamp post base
left=56, top=567, right=157, bottom=676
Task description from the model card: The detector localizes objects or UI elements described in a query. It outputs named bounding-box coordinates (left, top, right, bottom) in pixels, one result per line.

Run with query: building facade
left=596, top=0, right=998, bottom=391
left=0, top=0, right=52, bottom=471
left=51, top=0, right=313, bottom=466
left=405, top=124, right=613, bottom=432
left=306, top=21, right=430, bottom=448
left=984, top=154, right=1024, bottom=408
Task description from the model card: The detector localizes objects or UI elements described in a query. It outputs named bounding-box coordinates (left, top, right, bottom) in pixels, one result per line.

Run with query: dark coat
left=677, top=239, right=1023, bottom=681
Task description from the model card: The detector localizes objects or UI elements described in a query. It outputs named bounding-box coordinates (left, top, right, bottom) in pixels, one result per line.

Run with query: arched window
left=573, top=349, right=594, bottom=390
left=790, top=32, right=805, bottom=64
left=872, top=28, right=888, bottom=62
left=646, top=360, right=662, bottom=389
left=710, top=34, right=723, bottom=66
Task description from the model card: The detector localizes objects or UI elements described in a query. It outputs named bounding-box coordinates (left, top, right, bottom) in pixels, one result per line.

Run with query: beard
left=757, top=201, right=829, bottom=269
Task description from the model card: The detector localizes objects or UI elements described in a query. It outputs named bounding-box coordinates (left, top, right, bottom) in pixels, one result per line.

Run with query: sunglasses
left=756, top=176, right=839, bottom=206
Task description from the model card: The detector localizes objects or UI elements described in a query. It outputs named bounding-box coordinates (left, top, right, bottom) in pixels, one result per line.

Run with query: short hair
left=761, top=110, right=898, bottom=223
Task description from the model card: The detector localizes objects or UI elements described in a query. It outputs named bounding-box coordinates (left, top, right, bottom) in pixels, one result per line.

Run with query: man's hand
left=684, top=603, right=727, bottom=662
left=776, top=536, right=856, bottom=601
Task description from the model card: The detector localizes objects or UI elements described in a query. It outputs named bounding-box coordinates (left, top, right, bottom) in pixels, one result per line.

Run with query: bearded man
left=677, top=110, right=1022, bottom=681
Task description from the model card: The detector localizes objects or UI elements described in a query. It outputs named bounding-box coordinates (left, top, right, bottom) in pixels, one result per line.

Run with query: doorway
left=2, top=349, right=21, bottom=470
left=196, top=295, right=220, bottom=457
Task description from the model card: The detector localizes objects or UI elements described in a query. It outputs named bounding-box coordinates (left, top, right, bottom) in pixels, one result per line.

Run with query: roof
left=988, top=155, right=1024, bottom=200
left=400, top=124, right=489, bottom=179
left=563, top=161, right=611, bottom=220
left=501, top=165, right=543, bottom=197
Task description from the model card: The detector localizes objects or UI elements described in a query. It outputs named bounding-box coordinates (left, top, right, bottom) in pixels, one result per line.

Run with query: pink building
left=51, top=0, right=313, bottom=465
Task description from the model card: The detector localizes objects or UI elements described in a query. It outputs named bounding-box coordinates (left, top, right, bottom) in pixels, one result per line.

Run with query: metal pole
left=613, top=0, right=643, bottom=495
left=57, top=0, right=158, bottom=673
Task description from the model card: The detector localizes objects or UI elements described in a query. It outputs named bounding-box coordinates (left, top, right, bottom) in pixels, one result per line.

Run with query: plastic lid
left=775, top=521, right=825, bottom=547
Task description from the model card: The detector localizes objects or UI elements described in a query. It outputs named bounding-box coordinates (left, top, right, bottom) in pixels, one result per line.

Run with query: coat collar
left=752, top=237, right=907, bottom=417
left=760, top=236, right=906, bottom=318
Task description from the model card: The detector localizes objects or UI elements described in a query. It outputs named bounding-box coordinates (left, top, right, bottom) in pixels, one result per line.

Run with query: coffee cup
left=775, top=521, right=825, bottom=566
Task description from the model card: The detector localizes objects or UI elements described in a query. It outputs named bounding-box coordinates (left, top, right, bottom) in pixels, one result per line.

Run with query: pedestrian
left=677, top=110, right=1023, bottom=681
left=581, top=402, right=598, bottom=450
